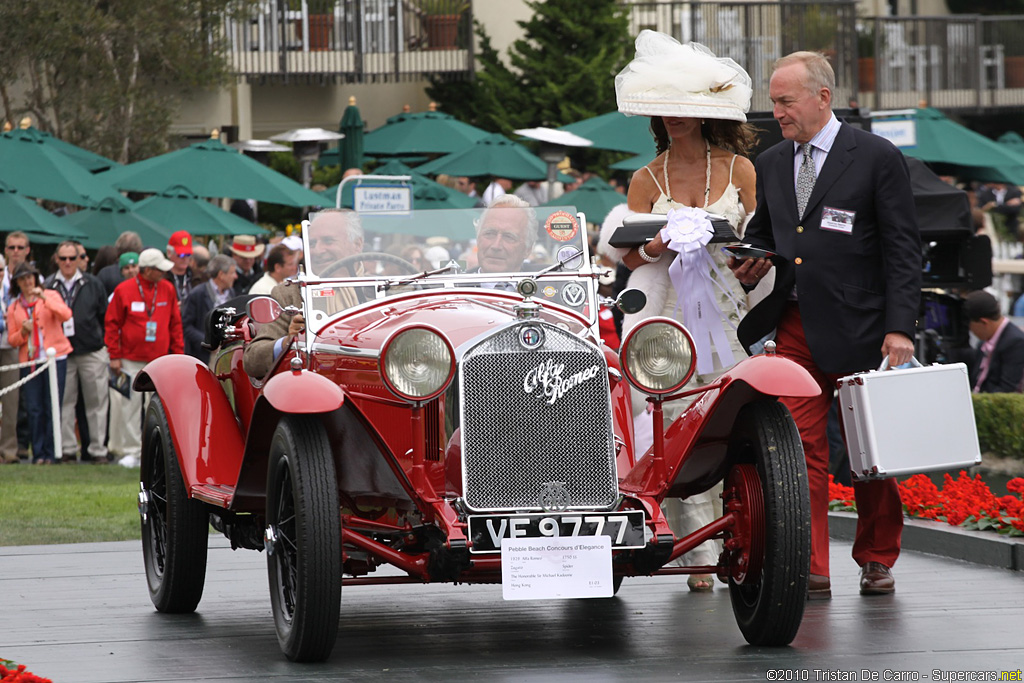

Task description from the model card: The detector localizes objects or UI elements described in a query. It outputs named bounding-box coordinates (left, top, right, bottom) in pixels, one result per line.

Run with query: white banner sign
left=872, top=119, right=917, bottom=148
left=353, top=186, right=412, bottom=212
left=501, top=536, right=612, bottom=600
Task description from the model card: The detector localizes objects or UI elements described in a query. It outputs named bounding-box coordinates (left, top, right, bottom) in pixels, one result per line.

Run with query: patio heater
left=229, top=139, right=292, bottom=166
left=269, top=127, right=345, bottom=188
left=514, top=127, right=593, bottom=200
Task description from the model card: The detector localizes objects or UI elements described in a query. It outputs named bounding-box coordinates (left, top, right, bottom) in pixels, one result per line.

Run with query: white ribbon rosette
left=661, top=207, right=740, bottom=376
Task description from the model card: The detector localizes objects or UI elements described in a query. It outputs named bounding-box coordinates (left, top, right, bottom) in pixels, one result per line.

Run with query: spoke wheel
left=266, top=416, right=341, bottom=662
left=141, top=396, right=208, bottom=613
left=725, top=400, right=810, bottom=646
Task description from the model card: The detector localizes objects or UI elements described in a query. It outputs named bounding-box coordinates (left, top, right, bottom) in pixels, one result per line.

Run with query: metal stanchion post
left=46, top=347, right=62, bottom=461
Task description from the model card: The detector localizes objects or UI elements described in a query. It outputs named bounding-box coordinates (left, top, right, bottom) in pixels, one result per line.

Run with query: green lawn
left=0, top=465, right=141, bottom=546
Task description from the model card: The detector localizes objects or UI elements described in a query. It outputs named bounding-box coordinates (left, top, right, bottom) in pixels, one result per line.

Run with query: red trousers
left=776, top=304, right=903, bottom=577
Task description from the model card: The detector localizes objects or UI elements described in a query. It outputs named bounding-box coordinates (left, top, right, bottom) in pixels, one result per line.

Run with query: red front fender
left=261, top=368, right=346, bottom=413
left=134, top=355, right=246, bottom=497
left=619, top=353, right=819, bottom=498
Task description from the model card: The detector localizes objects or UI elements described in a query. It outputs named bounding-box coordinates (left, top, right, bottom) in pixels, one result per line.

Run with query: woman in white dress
left=601, top=32, right=757, bottom=591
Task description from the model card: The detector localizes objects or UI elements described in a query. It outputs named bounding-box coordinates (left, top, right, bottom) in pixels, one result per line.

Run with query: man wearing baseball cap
left=104, top=248, right=184, bottom=464
left=165, top=230, right=194, bottom=306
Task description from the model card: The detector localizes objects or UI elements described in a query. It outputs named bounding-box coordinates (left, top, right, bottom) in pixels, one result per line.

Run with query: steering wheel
left=318, top=252, right=419, bottom=279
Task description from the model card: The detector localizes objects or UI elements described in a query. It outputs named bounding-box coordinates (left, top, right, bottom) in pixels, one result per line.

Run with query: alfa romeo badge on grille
left=538, top=481, right=570, bottom=511
left=519, top=324, right=544, bottom=349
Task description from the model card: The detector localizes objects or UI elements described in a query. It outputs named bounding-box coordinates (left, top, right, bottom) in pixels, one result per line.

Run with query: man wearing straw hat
left=229, top=235, right=265, bottom=296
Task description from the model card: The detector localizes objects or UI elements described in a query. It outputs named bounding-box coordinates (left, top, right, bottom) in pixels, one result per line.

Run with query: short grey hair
left=309, top=208, right=363, bottom=246
left=480, top=194, right=539, bottom=246
left=775, top=51, right=835, bottom=94
left=114, top=231, right=143, bottom=255
left=207, top=254, right=234, bottom=279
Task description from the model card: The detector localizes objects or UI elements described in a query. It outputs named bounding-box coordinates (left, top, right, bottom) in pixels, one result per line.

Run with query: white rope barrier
left=0, top=347, right=61, bottom=461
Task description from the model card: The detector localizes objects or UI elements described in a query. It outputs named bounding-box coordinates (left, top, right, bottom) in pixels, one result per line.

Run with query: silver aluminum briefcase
left=836, top=359, right=981, bottom=481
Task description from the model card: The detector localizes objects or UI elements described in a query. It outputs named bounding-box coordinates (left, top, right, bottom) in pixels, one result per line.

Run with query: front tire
left=726, top=400, right=810, bottom=646
left=141, top=396, right=209, bottom=613
left=266, top=416, right=341, bottom=662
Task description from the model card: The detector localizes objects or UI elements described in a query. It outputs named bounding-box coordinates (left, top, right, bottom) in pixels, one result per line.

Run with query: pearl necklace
left=663, top=138, right=711, bottom=209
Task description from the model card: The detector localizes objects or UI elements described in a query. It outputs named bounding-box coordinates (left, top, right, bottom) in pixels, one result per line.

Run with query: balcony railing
left=858, top=15, right=1024, bottom=111
left=621, top=1, right=1024, bottom=114
left=222, top=0, right=474, bottom=82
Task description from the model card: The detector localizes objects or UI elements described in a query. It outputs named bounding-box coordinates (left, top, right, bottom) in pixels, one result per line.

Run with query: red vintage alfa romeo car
left=134, top=204, right=818, bottom=662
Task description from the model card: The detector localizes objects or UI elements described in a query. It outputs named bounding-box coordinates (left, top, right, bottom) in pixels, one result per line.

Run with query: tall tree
left=428, top=0, right=632, bottom=132
left=0, top=0, right=237, bottom=164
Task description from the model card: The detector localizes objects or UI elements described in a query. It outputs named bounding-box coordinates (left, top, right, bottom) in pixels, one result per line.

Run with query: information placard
left=500, top=536, right=612, bottom=600
left=353, top=185, right=412, bottom=212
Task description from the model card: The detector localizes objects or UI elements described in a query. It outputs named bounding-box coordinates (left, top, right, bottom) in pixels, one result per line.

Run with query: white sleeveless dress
left=633, top=154, right=749, bottom=572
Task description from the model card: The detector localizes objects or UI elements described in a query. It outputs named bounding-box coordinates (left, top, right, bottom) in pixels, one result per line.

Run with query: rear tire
left=726, top=400, right=810, bottom=646
left=141, top=396, right=209, bottom=613
left=266, top=416, right=341, bottom=662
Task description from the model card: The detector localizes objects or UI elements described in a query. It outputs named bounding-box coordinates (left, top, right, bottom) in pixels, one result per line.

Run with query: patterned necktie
left=796, top=143, right=816, bottom=217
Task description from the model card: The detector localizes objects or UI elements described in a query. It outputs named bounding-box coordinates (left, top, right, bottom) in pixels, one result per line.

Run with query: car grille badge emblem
left=539, top=481, right=569, bottom=511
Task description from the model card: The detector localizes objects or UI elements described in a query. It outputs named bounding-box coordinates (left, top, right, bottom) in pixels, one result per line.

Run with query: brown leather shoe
left=808, top=573, right=831, bottom=600
left=859, top=562, right=895, bottom=595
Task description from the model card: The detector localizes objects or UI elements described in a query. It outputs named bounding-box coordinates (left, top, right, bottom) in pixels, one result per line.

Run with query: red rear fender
left=134, top=355, right=246, bottom=497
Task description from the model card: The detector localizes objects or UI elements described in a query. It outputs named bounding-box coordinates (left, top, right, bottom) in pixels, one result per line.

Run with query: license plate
left=468, top=510, right=646, bottom=554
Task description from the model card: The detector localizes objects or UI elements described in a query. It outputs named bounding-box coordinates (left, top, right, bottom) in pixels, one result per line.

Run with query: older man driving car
left=475, top=195, right=538, bottom=273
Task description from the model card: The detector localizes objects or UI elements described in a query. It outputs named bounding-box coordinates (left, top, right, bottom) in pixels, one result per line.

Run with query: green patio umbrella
left=901, top=108, right=1024, bottom=184
left=1, top=126, right=121, bottom=173
left=338, top=97, right=365, bottom=171
left=414, top=134, right=550, bottom=181
left=998, top=131, right=1024, bottom=155
left=363, top=111, right=490, bottom=156
left=0, top=181, right=86, bottom=242
left=61, top=197, right=174, bottom=249
left=543, top=176, right=627, bottom=225
left=321, top=160, right=476, bottom=210
left=558, top=111, right=655, bottom=156
left=0, top=128, right=129, bottom=208
left=610, top=153, right=655, bottom=172
left=100, top=138, right=332, bottom=208
left=132, top=185, right=265, bottom=237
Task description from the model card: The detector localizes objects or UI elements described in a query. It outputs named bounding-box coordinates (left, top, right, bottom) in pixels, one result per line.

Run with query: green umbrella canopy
left=132, top=185, right=265, bottom=237
left=363, top=111, right=490, bottom=156
left=339, top=99, right=365, bottom=171
left=2, top=126, right=121, bottom=173
left=559, top=112, right=655, bottom=156
left=100, top=138, right=332, bottom=208
left=414, top=134, right=550, bottom=181
left=998, top=131, right=1024, bottom=154
left=321, top=160, right=476, bottom=210
left=543, top=176, right=627, bottom=225
left=901, top=108, right=1024, bottom=184
left=61, top=197, right=174, bottom=249
left=0, top=181, right=86, bottom=241
left=0, top=128, right=129, bottom=208
left=610, top=153, right=655, bottom=172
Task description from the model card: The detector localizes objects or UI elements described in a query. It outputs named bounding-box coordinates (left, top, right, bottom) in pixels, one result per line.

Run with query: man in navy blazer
left=964, top=290, right=1024, bottom=393
left=729, top=52, right=921, bottom=599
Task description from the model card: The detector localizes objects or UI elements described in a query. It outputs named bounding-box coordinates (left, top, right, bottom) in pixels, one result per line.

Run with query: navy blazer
left=738, top=122, right=922, bottom=375
left=181, top=282, right=216, bottom=363
left=975, top=320, right=1024, bottom=393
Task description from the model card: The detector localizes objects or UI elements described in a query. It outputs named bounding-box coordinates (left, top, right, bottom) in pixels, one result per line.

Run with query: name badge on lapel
left=131, top=301, right=145, bottom=313
left=820, top=206, right=855, bottom=234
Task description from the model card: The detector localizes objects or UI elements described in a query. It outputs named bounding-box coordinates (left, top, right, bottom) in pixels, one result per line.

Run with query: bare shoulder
left=731, top=155, right=756, bottom=185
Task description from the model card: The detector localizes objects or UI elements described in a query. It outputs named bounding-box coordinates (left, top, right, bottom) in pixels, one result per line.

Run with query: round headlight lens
left=382, top=327, right=454, bottom=401
left=621, top=319, right=695, bottom=395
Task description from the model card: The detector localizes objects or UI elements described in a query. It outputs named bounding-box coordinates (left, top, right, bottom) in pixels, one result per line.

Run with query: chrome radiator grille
left=460, top=323, right=617, bottom=512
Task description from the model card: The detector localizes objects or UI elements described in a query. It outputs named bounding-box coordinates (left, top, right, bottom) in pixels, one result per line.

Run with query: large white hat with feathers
left=615, top=30, right=752, bottom=122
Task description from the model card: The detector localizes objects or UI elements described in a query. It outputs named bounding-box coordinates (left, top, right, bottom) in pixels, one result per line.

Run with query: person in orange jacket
left=5, top=262, right=72, bottom=463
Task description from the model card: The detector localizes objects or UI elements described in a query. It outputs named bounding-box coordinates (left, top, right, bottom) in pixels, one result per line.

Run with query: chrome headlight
left=381, top=325, right=455, bottom=402
left=620, top=317, right=696, bottom=395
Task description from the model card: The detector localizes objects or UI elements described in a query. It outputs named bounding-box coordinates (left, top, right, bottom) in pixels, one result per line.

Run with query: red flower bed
left=0, top=660, right=51, bottom=683
left=829, top=472, right=1024, bottom=536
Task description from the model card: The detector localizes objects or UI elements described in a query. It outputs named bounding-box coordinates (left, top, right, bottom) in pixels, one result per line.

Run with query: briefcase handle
left=877, top=356, right=924, bottom=371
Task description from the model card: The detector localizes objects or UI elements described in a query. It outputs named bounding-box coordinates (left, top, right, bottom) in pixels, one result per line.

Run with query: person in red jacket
left=104, top=248, right=183, bottom=464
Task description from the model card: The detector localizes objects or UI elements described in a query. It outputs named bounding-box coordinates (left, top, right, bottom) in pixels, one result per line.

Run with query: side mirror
left=247, top=296, right=282, bottom=324
left=616, top=288, right=646, bottom=315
